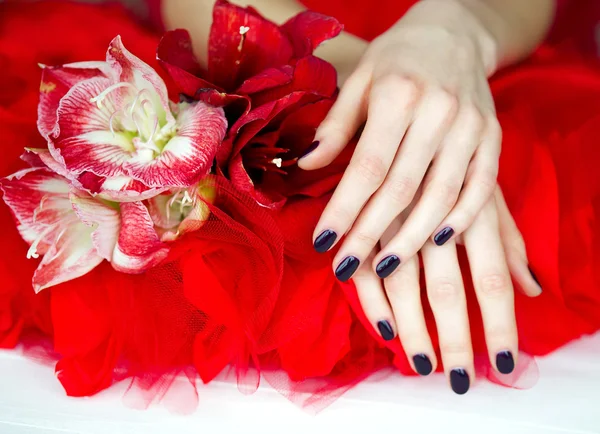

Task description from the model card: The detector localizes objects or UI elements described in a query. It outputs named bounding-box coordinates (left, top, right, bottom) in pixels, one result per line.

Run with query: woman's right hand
left=352, top=186, right=542, bottom=394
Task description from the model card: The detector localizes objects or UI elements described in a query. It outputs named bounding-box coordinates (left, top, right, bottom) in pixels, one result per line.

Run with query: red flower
left=158, top=0, right=350, bottom=207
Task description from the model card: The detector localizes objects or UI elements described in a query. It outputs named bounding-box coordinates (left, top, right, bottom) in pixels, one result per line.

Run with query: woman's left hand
left=351, top=186, right=542, bottom=394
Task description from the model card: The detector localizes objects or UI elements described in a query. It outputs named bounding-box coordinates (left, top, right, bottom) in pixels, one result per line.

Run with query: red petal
left=208, top=0, right=294, bottom=90
left=158, top=30, right=252, bottom=112
left=250, top=56, right=337, bottom=107
left=236, top=65, right=294, bottom=95
left=124, top=101, right=227, bottom=188
left=51, top=77, right=132, bottom=179
left=111, top=201, right=169, bottom=273
left=281, top=11, right=343, bottom=58
left=38, top=63, right=110, bottom=139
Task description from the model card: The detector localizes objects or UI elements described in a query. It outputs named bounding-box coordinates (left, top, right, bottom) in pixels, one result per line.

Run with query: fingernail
left=529, top=266, right=542, bottom=290
left=434, top=227, right=455, bottom=246
left=335, top=256, right=360, bottom=282
left=375, top=255, right=400, bottom=279
left=377, top=320, right=395, bottom=341
left=299, top=140, right=319, bottom=159
left=413, top=354, right=433, bottom=376
left=450, top=368, right=470, bottom=395
left=496, top=350, right=515, bottom=374
left=314, top=230, right=337, bottom=253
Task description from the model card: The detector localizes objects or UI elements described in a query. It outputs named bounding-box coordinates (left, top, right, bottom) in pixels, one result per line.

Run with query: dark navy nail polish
left=529, top=266, right=542, bottom=289
left=434, top=227, right=455, bottom=246
left=335, top=256, right=360, bottom=282
left=377, top=320, right=395, bottom=341
left=413, top=354, right=433, bottom=376
left=496, top=351, right=515, bottom=374
left=376, top=255, right=400, bottom=279
left=300, top=141, right=319, bottom=159
left=450, top=368, right=470, bottom=395
left=314, top=230, right=337, bottom=253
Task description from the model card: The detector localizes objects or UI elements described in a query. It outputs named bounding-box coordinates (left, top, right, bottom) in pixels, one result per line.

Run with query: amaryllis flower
left=147, top=179, right=216, bottom=242
left=0, top=164, right=168, bottom=292
left=36, top=36, right=227, bottom=201
left=157, top=1, right=346, bottom=208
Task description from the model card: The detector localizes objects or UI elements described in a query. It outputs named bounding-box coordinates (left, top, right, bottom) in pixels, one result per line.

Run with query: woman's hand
left=302, top=0, right=504, bottom=281
left=351, top=186, right=542, bottom=394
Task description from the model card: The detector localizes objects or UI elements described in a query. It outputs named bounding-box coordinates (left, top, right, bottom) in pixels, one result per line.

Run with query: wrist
left=416, top=0, right=499, bottom=75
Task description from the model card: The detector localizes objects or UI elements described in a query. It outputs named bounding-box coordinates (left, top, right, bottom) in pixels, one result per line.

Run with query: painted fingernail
left=529, top=266, right=542, bottom=289
left=434, top=227, right=455, bottom=246
left=375, top=255, right=400, bottom=279
left=335, top=256, right=360, bottom=282
left=413, top=354, right=433, bottom=376
left=314, top=230, right=337, bottom=253
left=450, top=368, right=470, bottom=395
left=496, top=350, right=515, bottom=374
left=299, top=140, right=319, bottom=159
left=377, top=320, right=395, bottom=341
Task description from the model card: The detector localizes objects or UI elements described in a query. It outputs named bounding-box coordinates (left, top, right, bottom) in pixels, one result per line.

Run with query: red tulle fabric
left=1, top=0, right=599, bottom=412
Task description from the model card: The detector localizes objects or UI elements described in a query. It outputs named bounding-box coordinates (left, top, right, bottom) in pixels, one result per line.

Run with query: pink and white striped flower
left=0, top=167, right=169, bottom=292
left=37, top=36, right=227, bottom=201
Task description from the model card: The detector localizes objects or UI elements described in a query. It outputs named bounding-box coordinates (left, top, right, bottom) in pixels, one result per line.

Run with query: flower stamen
left=90, top=82, right=136, bottom=108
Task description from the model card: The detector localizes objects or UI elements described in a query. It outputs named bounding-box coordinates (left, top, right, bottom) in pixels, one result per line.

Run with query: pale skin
left=164, top=0, right=554, bottom=393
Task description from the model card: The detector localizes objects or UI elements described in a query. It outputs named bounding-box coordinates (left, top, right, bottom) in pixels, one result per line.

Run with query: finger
left=314, top=75, right=419, bottom=262
left=385, top=251, right=437, bottom=376
left=432, top=116, right=501, bottom=246
left=371, top=103, right=481, bottom=278
left=463, top=197, right=518, bottom=376
left=353, top=249, right=397, bottom=342
left=367, top=88, right=458, bottom=278
left=421, top=239, right=474, bottom=395
left=495, top=188, right=542, bottom=297
left=298, top=67, right=370, bottom=170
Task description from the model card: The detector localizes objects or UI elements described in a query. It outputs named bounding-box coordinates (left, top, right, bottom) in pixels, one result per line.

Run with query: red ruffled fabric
left=0, top=0, right=599, bottom=412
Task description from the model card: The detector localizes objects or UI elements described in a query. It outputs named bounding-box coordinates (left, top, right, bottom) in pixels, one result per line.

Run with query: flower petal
left=0, top=168, right=72, bottom=253
left=38, top=62, right=110, bottom=139
left=236, top=65, right=294, bottom=95
left=70, top=190, right=120, bottom=261
left=32, top=221, right=103, bottom=293
left=281, top=11, right=343, bottom=58
left=208, top=0, right=293, bottom=90
left=22, top=148, right=80, bottom=185
left=107, top=36, right=174, bottom=125
left=111, top=201, right=169, bottom=274
left=51, top=77, right=133, bottom=178
left=157, top=30, right=251, bottom=111
left=124, top=101, right=227, bottom=188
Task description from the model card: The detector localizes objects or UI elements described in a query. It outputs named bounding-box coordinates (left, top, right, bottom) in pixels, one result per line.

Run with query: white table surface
left=1, top=333, right=599, bottom=434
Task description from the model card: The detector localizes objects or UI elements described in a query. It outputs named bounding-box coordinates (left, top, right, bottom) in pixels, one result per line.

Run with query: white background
left=1, top=333, right=599, bottom=434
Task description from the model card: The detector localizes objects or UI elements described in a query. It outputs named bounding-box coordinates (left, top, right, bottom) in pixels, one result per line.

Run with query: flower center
left=242, top=143, right=297, bottom=182
left=90, top=83, right=175, bottom=156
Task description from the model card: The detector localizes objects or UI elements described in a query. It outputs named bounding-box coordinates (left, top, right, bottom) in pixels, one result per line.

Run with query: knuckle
left=462, top=103, right=484, bottom=130
left=383, top=175, right=418, bottom=205
left=429, top=178, right=462, bottom=210
left=376, top=74, right=420, bottom=101
left=353, top=230, right=380, bottom=247
left=329, top=206, right=354, bottom=226
left=479, top=273, right=511, bottom=298
left=484, top=326, right=514, bottom=343
left=351, top=154, right=388, bottom=186
left=433, top=89, right=459, bottom=113
left=439, top=341, right=470, bottom=358
left=474, top=164, right=498, bottom=193
left=427, top=279, right=462, bottom=304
